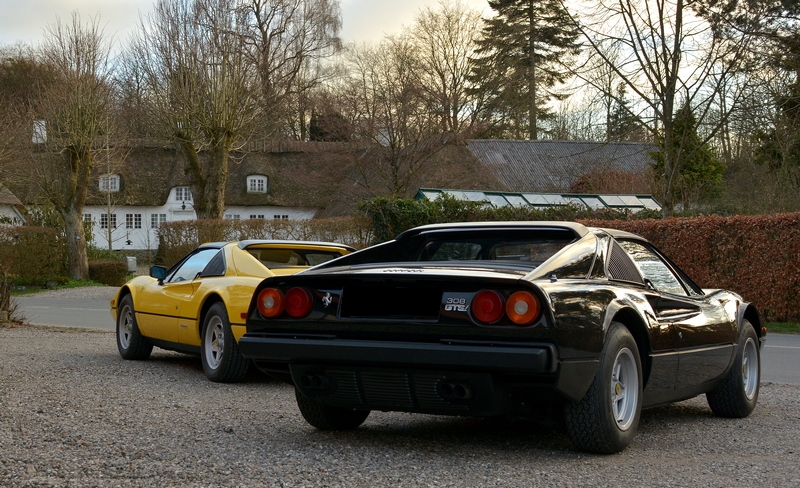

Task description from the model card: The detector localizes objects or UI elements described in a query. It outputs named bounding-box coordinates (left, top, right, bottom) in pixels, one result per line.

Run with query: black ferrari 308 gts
left=238, top=221, right=765, bottom=453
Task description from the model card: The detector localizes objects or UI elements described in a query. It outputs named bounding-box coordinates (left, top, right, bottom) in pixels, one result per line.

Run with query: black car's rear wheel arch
left=611, top=307, right=652, bottom=387
left=564, top=321, right=643, bottom=454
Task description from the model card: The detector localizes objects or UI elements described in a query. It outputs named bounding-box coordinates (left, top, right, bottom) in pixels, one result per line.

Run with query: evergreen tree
left=652, top=104, right=725, bottom=210
left=469, top=0, right=580, bottom=140
left=607, top=85, right=645, bottom=142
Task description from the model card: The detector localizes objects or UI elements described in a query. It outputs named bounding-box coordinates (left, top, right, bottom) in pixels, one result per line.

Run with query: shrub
left=0, top=226, right=67, bottom=285
left=581, top=214, right=800, bottom=323
left=88, top=259, right=128, bottom=287
left=359, top=195, right=660, bottom=243
left=155, top=217, right=373, bottom=268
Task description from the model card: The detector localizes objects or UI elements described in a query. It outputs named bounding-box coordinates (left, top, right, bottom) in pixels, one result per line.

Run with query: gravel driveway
left=1, top=324, right=799, bottom=487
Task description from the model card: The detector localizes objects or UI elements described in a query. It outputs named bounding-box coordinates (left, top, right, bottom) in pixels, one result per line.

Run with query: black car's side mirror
left=150, top=265, right=167, bottom=285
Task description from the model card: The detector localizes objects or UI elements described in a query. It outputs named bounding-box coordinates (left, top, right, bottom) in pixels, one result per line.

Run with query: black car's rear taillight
left=471, top=290, right=505, bottom=324
left=471, top=289, right=541, bottom=326
left=285, top=287, right=313, bottom=318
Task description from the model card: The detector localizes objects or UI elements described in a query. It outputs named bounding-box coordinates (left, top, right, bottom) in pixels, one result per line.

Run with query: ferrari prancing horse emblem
left=322, top=292, right=332, bottom=307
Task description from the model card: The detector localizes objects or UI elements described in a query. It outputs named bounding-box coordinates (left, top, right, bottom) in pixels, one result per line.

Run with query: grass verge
left=11, top=279, right=108, bottom=296
left=765, top=322, right=800, bottom=335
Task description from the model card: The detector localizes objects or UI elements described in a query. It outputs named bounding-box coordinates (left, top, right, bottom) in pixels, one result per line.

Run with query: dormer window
left=247, top=175, right=268, bottom=194
left=175, top=186, right=192, bottom=202
left=100, top=174, right=120, bottom=192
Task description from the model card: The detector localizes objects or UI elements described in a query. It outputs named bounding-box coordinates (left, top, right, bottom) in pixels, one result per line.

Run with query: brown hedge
left=0, top=226, right=67, bottom=284
left=155, top=217, right=374, bottom=268
left=582, top=213, right=800, bottom=323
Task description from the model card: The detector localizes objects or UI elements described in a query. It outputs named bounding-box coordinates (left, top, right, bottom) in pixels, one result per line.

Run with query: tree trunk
left=528, top=0, right=538, bottom=140
left=205, top=141, right=230, bottom=219
left=62, top=207, right=89, bottom=280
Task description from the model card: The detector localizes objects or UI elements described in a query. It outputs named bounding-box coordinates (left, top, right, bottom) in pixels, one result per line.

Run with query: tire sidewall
left=201, top=303, right=230, bottom=380
left=596, top=324, right=643, bottom=449
left=116, top=294, right=152, bottom=360
left=729, top=321, right=760, bottom=413
left=565, top=322, right=643, bottom=453
left=116, top=295, right=137, bottom=358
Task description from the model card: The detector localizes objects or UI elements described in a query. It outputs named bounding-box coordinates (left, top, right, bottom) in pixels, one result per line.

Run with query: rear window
left=314, top=228, right=579, bottom=269
left=247, top=248, right=344, bottom=268
left=419, top=238, right=571, bottom=266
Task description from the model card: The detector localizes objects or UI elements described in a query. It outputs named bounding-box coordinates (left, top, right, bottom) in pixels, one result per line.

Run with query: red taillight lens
left=506, top=291, right=541, bottom=325
left=471, top=290, right=505, bottom=324
left=285, top=287, right=313, bottom=318
left=257, top=288, right=284, bottom=318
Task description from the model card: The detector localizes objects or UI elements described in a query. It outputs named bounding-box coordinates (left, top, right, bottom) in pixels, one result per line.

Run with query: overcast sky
left=0, top=0, right=492, bottom=49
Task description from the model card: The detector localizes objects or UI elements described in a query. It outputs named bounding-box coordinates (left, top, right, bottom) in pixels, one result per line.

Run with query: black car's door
left=617, top=240, right=736, bottom=388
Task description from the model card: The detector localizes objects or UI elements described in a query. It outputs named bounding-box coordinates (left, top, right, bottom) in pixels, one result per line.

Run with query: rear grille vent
left=607, top=241, right=644, bottom=284
left=329, top=370, right=468, bottom=412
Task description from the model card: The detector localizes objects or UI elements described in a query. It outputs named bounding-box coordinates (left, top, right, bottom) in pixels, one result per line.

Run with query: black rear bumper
left=238, top=333, right=558, bottom=375
left=238, top=333, right=582, bottom=416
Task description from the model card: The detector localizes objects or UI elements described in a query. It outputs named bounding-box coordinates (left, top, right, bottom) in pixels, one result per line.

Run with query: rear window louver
left=607, top=241, right=644, bottom=284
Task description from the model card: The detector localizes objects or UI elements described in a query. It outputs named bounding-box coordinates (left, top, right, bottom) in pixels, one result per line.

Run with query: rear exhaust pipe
left=439, top=381, right=472, bottom=400
left=299, top=374, right=330, bottom=391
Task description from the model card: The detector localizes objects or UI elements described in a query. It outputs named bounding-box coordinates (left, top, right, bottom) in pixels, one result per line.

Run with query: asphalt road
left=17, top=297, right=113, bottom=331
left=16, top=294, right=800, bottom=385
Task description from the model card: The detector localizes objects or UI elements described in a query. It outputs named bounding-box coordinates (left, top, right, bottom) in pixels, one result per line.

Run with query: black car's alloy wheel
left=706, top=319, right=760, bottom=418
left=201, top=302, right=249, bottom=383
left=116, top=295, right=153, bottom=360
left=565, top=321, right=643, bottom=454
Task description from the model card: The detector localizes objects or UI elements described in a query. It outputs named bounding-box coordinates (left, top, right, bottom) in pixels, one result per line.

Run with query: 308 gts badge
left=444, top=297, right=469, bottom=312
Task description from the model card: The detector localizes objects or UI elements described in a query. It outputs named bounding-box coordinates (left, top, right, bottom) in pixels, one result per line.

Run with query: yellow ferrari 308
left=110, top=240, right=354, bottom=382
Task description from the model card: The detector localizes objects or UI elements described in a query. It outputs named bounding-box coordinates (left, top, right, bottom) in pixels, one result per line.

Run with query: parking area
left=2, top=325, right=799, bottom=487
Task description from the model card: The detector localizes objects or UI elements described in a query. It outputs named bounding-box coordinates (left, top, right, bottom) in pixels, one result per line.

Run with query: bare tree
left=565, top=0, right=758, bottom=214
left=127, top=0, right=341, bottom=218
left=412, top=0, right=483, bottom=134
left=129, top=0, right=260, bottom=219
left=242, top=0, right=342, bottom=138
left=332, top=38, right=451, bottom=197
left=29, top=13, right=113, bottom=279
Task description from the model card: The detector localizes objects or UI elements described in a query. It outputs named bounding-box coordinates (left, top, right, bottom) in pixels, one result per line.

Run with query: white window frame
left=175, top=187, right=192, bottom=202
left=150, top=213, right=167, bottom=229
left=100, top=174, right=120, bottom=192
left=100, top=213, right=117, bottom=229
left=247, top=175, right=268, bottom=194
left=126, top=213, right=142, bottom=229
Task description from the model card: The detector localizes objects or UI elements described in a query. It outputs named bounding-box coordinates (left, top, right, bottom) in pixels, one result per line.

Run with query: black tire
left=706, top=320, right=760, bottom=418
left=116, top=294, right=153, bottom=360
left=295, top=388, right=370, bottom=430
left=565, top=322, right=643, bottom=454
left=201, top=302, right=250, bottom=383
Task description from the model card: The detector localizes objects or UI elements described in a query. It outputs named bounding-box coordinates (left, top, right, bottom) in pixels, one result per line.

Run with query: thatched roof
left=0, top=184, right=23, bottom=206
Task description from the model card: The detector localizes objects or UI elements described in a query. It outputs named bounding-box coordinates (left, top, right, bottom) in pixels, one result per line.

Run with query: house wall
left=222, top=206, right=316, bottom=221
left=84, top=187, right=318, bottom=251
